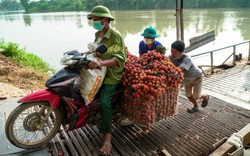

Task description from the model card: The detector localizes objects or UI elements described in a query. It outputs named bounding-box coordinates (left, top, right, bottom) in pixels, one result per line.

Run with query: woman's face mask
left=93, top=21, right=104, bottom=31
left=144, top=38, right=153, bottom=45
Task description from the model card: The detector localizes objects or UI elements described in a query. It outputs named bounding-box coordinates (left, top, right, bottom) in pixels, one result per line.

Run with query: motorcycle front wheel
left=5, top=101, right=62, bottom=149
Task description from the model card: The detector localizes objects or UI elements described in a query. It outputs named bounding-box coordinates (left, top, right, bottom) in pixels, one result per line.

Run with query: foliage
left=0, top=0, right=22, bottom=11
left=0, top=39, right=55, bottom=73
left=1, top=0, right=250, bottom=14
left=184, top=0, right=250, bottom=8
left=20, top=0, right=29, bottom=11
left=156, top=46, right=166, bottom=55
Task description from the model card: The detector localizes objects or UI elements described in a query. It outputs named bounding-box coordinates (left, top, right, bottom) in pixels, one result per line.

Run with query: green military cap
left=87, top=5, right=114, bottom=21
left=141, top=26, right=158, bottom=38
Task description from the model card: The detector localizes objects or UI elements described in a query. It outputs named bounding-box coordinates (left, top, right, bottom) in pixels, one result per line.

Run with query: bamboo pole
left=210, top=52, right=214, bottom=74
left=180, top=0, right=184, bottom=42
left=248, top=41, right=250, bottom=60
left=233, top=45, right=236, bottom=66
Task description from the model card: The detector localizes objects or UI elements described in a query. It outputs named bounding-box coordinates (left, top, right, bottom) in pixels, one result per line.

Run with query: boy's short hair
left=171, top=40, right=185, bottom=53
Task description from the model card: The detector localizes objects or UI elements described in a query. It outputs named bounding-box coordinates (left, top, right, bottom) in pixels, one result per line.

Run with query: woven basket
left=121, top=86, right=179, bottom=128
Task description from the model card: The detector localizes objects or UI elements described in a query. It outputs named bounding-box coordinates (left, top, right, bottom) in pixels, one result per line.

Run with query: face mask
left=93, top=21, right=104, bottom=30
left=174, top=55, right=181, bottom=60
left=144, top=38, right=153, bottom=45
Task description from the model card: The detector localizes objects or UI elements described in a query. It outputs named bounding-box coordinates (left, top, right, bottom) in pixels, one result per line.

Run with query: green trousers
left=100, top=84, right=118, bottom=134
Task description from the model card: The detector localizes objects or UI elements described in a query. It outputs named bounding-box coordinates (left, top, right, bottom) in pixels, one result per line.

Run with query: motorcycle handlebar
left=97, top=66, right=102, bottom=70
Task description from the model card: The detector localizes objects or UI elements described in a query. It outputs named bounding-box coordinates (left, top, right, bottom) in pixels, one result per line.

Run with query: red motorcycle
left=5, top=44, right=122, bottom=149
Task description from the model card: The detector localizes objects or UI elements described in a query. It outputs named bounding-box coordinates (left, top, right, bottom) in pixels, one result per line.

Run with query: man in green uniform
left=87, top=5, right=126, bottom=155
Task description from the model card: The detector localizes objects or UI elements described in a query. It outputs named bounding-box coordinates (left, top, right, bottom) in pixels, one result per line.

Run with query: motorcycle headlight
left=60, top=54, right=78, bottom=65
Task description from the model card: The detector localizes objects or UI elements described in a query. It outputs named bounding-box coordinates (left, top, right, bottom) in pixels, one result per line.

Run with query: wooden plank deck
left=44, top=62, right=250, bottom=156
left=39, top=91, right=250, bottom=156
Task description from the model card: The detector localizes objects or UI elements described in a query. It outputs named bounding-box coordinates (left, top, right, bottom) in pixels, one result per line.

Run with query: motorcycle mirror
left=96, top=44, right=107, bottom=54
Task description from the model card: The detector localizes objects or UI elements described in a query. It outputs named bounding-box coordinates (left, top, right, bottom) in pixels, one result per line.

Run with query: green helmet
left=87, top=5, right=114, bottom=21
left=141, top=26, right=158, bottom=38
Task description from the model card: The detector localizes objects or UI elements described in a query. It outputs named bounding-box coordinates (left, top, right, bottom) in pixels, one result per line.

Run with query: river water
left=0, top=8, right=250, bottom=70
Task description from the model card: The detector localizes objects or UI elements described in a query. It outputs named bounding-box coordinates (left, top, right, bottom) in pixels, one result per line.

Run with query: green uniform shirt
left=95, top=27, right=126, bottom=84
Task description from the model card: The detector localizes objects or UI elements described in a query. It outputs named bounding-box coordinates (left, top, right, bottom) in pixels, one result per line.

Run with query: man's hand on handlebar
left=88, top=61, right=102, bottom=70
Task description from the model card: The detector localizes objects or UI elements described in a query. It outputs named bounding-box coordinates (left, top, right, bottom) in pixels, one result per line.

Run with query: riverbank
left=0, top=53, right=49, bottom=99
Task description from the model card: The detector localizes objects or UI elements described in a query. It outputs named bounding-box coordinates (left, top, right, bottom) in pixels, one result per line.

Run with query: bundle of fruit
left=121, top=49, right=184, bottom=128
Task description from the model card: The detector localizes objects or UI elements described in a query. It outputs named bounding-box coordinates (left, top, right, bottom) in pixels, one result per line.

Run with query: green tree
left=20, top=0, right=29, bottom=11
left=7, top=0, right=250, bottom=13
left=0, top=4, right=3, bottom=11
left=0, top=0, right=22, bottom=11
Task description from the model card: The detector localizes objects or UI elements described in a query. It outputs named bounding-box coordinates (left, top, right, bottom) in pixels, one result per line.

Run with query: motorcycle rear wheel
left=5, top=102, right=62, bottom=149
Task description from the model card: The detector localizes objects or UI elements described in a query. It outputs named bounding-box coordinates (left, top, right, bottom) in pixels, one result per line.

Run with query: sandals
left=187, top=95, right=209, bottom=113
left=201, top=95, right=209, bottom=108
left=187, top=107, right=199, bottom=113
left=99, top=142, right=112, bottom=156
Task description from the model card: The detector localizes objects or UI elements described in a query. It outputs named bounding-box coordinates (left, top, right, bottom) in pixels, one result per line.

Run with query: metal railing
left=190, top=40, right=250, bottom=75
